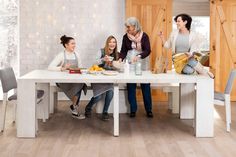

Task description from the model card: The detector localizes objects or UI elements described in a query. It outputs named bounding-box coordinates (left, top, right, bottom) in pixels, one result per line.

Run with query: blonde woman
left=96, top=35, right=119, bottom=70
left=48, top=35, right=86, bottom=119
left=85, top=35, right=119, bottom=121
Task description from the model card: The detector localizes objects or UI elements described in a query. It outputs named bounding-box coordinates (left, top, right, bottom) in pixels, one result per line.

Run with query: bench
left=48, top=83, right=179, bottom=115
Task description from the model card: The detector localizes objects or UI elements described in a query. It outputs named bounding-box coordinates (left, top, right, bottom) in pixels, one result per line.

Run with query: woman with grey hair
left=119, top=17, right=153, bottom=118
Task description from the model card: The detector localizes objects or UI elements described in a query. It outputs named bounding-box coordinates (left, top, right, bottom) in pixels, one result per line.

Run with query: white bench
left=48, top=83, right=179, bottom=115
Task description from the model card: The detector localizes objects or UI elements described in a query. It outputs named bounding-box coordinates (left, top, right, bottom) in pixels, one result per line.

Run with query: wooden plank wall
left=210, top=0, right=236, bottom=100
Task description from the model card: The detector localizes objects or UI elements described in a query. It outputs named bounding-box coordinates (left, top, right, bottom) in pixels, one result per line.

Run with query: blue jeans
left=127, top=83, right=152, bottom=113
left=85, top=90, right=113, bottom=113
left=182, top=58, right=198, bottom=74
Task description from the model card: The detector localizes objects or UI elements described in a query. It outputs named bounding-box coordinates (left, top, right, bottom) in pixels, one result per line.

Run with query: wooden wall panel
left=210, top=0, right=236, bottom=100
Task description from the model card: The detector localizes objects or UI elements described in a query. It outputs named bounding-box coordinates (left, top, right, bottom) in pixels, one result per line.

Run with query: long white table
left=17, top=70, right=214, bottom=138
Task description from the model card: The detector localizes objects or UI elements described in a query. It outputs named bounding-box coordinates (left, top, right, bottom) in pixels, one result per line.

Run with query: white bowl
left=113, top=61, right=124, bottom=70
left=107, top=56, right=114, bottom=61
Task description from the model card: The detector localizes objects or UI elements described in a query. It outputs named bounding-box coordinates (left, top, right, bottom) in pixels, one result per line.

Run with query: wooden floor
left=1, top=101, right=236, bottom=157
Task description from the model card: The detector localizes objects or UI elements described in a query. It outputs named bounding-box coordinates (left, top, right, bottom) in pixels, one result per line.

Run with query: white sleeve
left=95, top=50, right=103, bottom=65
left=164, top=32, right=173, bottom=49
left=189, top=33, right=203, bottom=55
left=48, top=53, right=64, bottom=71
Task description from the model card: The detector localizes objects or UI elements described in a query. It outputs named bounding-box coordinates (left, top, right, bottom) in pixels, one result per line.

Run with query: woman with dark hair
left=85, top=35, right=119, bottom=121
left=48, top=35, right=86, bottom=119
left=159, top=13, right=214, bottom=78
left=119, top=17, right=153, bottom=118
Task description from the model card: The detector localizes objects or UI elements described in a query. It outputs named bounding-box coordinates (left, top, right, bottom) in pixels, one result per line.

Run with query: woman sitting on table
left=85, top=35, right=119, bottom=121
left=118, top=17, right=153, bottom=118
left=48, top=35, right=86, bottom=119
left=158, top=13, right=214, bottom=78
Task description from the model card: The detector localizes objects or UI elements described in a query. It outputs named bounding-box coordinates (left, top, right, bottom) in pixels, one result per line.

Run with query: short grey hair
left=125, top=17, right=142, bottom=32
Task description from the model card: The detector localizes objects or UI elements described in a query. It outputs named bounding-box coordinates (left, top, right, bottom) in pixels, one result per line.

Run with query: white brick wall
left=20, top=0, right=125, bottom=75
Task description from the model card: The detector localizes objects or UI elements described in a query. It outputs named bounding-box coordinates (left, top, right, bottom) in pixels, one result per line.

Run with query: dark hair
left=174, top=14, right=192, bottom=31
left=60, top=35, right=74, bottom=48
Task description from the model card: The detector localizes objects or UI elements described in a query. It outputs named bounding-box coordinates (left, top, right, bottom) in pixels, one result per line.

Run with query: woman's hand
left=61, top=63, right=71, bottom=71
left=118, top=58, right=123, bottom=63
left=158, top=31, right=164, bottom=39
left=103, top=55, right=113, bottom=66
left=158, top=31, right=165, bottom=45
left=61, top=67, right=67, bottom=71
left=185, top=52, right=193, bottom=59
left=64, top=63, right=71, bottom=69
left=103, top=55, right=110, bottom=62
left=132, top=55, right=141, bottom=63
left=107, top=61, right=113, bottom=67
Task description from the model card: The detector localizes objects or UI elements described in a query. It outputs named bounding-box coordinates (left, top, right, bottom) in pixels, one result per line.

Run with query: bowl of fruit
left=88, top=65, right=104, bottom=75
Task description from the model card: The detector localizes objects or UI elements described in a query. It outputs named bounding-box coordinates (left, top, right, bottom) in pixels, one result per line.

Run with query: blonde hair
left=104, top=35, right=119, bottom=60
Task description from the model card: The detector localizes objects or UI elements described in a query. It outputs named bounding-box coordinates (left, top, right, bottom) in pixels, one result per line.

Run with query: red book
left=69, top=68, right=81, bottom=74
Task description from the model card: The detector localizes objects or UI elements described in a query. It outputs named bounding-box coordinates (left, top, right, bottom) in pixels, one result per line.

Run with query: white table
left=17, top=70, right=214, bottom=138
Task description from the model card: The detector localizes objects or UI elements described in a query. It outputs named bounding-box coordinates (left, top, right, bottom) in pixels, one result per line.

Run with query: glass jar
left=135, top=60, right=142, bottom=75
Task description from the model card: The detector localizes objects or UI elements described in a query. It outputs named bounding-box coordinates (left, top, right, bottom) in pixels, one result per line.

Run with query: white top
left=175, top=34, right=190, bottom=53
left=164, top=30, right=203, bottom=55
left=48, top=51, right=82, bottom=71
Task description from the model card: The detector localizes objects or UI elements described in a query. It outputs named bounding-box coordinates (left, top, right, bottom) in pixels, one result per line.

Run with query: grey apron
left=126, top=49, right=150, bottom=71
left=57, top=52, right=86, bottom=100
left=91, top=49, right=114, bottom=97
left=91, top=83, right=113, bottom=97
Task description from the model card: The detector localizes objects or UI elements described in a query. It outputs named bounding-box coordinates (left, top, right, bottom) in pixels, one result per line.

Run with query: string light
left=36, top=51, right=41, bottom=55
left=47, top=14, right=52, bottom=21
left=26, top=43, right=30, bottom=48
left=28, top=34, right=33, bottom=38
left=53, top=19, right=57, bottom=25
left=36, top=40, right=41, bottom=45
left=93, top=3, right=97, bottom=8
left=81, top=26, right=85, bottom=31
left=71, top=24, right=75, bottom=28
left=46, top=47, right=50, bottom=52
